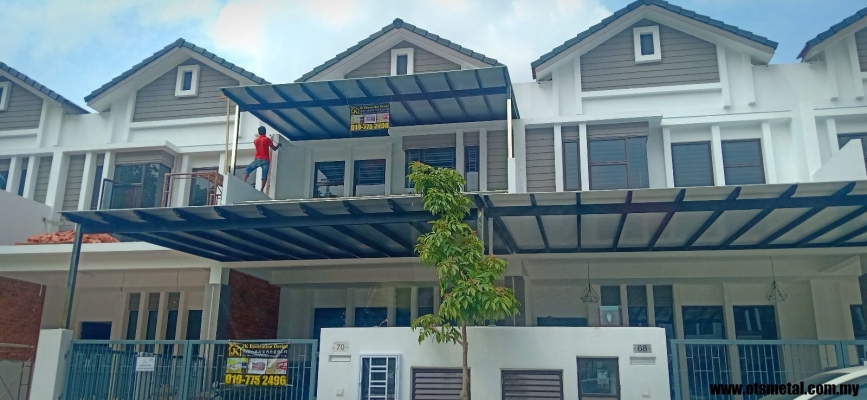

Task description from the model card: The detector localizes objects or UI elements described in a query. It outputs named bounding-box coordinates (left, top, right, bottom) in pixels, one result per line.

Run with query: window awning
left=62, top=181, right=867, bottom=262
left=221, top=66, right=519, bottom=141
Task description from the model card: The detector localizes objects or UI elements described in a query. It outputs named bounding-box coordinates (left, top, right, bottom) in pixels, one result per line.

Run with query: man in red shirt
left=243, top=126, right=282, bottom=192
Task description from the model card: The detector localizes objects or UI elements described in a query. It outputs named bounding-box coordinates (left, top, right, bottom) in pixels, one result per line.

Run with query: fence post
left=310, top=340, right=319, bottom=399
left=179, top=340, right=194, bottom=399
left=671, top=341, right=682, bottom=400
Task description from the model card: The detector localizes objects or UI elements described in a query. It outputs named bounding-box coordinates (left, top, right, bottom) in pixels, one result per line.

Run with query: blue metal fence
left=670, top=339, right=867, bottom=400
left=63, top=339, right=318, bottom=400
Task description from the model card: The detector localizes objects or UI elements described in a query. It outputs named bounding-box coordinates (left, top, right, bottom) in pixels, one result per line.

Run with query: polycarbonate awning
left=221, top=66, right=519, bottom=141
left=61, top=181, right=867, bottom=262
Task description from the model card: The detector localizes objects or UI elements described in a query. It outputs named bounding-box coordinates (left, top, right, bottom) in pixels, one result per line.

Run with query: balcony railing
left=99, top=178, right=144, bottom=210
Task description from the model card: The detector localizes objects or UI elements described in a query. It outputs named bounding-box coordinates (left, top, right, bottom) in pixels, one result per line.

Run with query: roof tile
left=800, top=6, right=867, bottom=59
left=530, top=0, right=777, bottom=78
left=295, top=19, right=501, bottom=82
left=84, top=38, right=269, bottom=103
left=0, top=61, right=89, bottom=114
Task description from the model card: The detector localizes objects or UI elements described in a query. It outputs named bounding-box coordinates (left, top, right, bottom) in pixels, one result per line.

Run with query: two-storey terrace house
left=3, top=1, right=867, bottom=399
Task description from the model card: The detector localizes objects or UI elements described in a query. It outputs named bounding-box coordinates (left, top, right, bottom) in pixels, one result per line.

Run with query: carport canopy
left=221, top=66, right=520, bottom=141
left=60, top=181, right=867, bottom=262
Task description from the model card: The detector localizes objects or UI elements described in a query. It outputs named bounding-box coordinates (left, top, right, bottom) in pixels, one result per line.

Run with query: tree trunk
left=461, top=322, right=469, bottom=400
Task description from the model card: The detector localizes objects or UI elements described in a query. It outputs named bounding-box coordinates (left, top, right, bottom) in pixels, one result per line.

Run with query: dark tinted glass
left=396, top=55, right=408, bottom=75
left=418, top=287, right=434, bottom=317
left=682, top=306, right=725, bottom=339
left=90, top=165, right=103, bottom=209
left=354, top=307, right=388, bottom=327
left=722, top=140, right=765, bottom=185
left=18, top=169, right=25, bottom=196
left=145, top=310, right=158, bottom=340
left=564, top=141, right=580, bottom=190
left=733, top=305, right=778, bottom=340
left=627, top=137, right=649, bottom=188
left=406, top=148, right=455, bottom=188
left=126, top=311, right=138, bottom=340
left=640, top=33, right=655, bottom=55
left=590, top=164, right=627, bottom=190
left=589, top=139, right=626, bottom=163
left=314, top=161, right=345, bottom=198
left=601, top=286, right=621, bottom=306
left=188, top=167, right=218, bottom=206
left=185, top=310, right=202, bottom=340
left=0, top=170, right=7, bottom=192
left=672, top=142, right=713, bottom=187
left=182, top=71, right=193, bottom=91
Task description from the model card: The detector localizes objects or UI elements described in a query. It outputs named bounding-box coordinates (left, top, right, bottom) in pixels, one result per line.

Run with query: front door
left=734, top=305, right=780, bottom=399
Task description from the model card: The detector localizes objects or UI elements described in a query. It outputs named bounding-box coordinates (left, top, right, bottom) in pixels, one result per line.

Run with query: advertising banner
left=350, top=104, right=390, bottom=134
left=224, top=342, right=291, bottom=386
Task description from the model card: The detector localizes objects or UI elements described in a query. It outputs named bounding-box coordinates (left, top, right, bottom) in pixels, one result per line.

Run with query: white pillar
left=479, top=129, right=488, bottom=191
left=826, top=118, right=840, bottom=157
left=578, top=123, right=590, bottom=191
left=646, top=285, right=656, bottom=327
left=29, top=329, right=73, bottom=400
left=344, top=288, right=355, bottom=327
left=410, top=287, right=419, bottom=320
left=21, top=156, right=37, bottom=199
left=201, top=266, right=228, bottom=340
left=45, top=151, right=69, bottom=215
left=794, top=101, right=823, bottom=180
left=742, top=53, right=756, bottom=106
left=847, top=36, right=865, bottom=99
left=662, top=127, right=674, bottom=188
left=710, top=125, right=726, bottom=186
left=574, top=57, right=583, bottom=115
left=760, top=122, right=778, bottom=184
left=554, top=124, right=564, bottom=192
left=717, top=45, right=731, bottom=109
left=386, top=287, right=396, bottom=327
left=6, top=156, right=22, bottom=194
left=172, top=155, right=191, bottom=207
left=96, top=151, right=115, bottom=209
left=78, top=152, right=97, bottom=210
left=456, top=130, right=465, bottom=177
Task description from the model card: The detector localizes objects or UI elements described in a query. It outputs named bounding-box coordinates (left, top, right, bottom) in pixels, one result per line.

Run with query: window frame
left=577, top=357, right=621, bottom=399
left=353, top=159, right=387, bottom=197
left=359, top=354, right=400, bottom=400
left=391, top=48, right=414, bottom=76
left=465, top=145, right=480, bottom=192
left=0, top=81, right=10, bottom=111
left=721, top=139, right=766, bottom=185
left=313, top=160, right=346, bottom=199
left=563, top=139, right=581, bottom=191
left=405, top=147, right=456, bottom=190
left=633, top=26, right=662, bottom=64
left=587, top=136, right=649, bottom=190
left=174, top=65, right=200, bottom=97
left=671, top=141, right=715, bottom=187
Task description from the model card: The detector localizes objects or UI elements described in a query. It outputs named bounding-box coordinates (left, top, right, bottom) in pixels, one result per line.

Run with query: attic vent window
left=0, top=81, right=10, bottom=111
left=174, top=65, right=200, bottom=97
left=391, top=48, right=414, bottom=76
left=633, top=26, right=662, bottom=63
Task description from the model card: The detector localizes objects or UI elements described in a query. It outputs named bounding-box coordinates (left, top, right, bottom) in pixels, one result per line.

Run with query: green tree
left=408, top=161, right=519, bottom=400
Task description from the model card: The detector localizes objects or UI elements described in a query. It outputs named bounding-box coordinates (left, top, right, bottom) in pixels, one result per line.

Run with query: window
left=563, top=140, right=581, bottom=191
left=108, top=162, right=171, bottom=209
left=627, top=286, right=648, bottom=327
left=313, top=161, right=346, bottom=198
left=355, top=307, right=388, bottom=327
left=361, top=355, right=399, bottom=400
left=80, top=322, right=112, bottom=340
left=672, top=142, right=714, bottom=187
left=600, top=286, right=623, bottom=327
left=17, top=169, right=25, bottom=197
left=839, top=133, right=867, bottom=169
left=313, top=308, right=345, bottom=340
left=722, top=140, right=765, bottom=185
left=417, top=287, right=434, bottom=317
left=126, top=293, right=140, bottom=340
left=391, top=48, right=414, bottom=76
left=174, top=65, right=200, bottom=97
left=90, top=165, right=103, bottom=210
left=145, top=293, right=160, bottom=340
left=354, top=159, right=386, bottom=196
left=588, top=137, right=649, bottom=190
left=405, top=147, right=455, bottom=189
left=0, top=81, right=10, bottom=111
left=164, top=293, right=181, bottom=340
left=395, top=288, right=411, bottom=327
left=0, top=170, right=7, bottom=192
left=188, top=167, right=220, bottom=206
left=465, top=146, right=480, bottom=191
left=733, top=305, right=778, bottom=340
left=633, top=26, right=661, bottom=63
left=186, top=310, right=202, bottom=340
left=682, top=306, right=725, bottom=339
left=577, top=358, right=620, bottom=398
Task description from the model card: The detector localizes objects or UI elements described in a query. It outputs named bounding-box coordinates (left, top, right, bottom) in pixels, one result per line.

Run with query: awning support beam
left=256, top=205, right=362, bottom=258
left=530, top=194, right=550, bottom=252
left=758, top=182, right=855, bottom=248
left=294, top=85, right=346, bottom=129
left=384, top=79, right=421, bottom=126
left=648, top=189, right=686, bottom=250
left=612, top=191, right=633, bottom=251
left=344, top=201, right=414, bottom=253
left=684, top=187, right=740, bottom=249
left=718, top=185, right=798, bottom=249
left=477, top=196, right=518, bottom=254
left=213, top=207, right=311, bottom=260
left=134, top=210, right=270, bottom=260
left=413, top=75, right=445, bottom=121
left=796, top=205, right=867, bottom=247
left=300, top=204, right=395, bottom=257
left=388, top=200, right=430, bottom=235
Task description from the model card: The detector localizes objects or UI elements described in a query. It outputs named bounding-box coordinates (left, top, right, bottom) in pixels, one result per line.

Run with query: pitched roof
left=530, top=0, right=778, bottom=79
left=0, top=62, right=89, bottom=114
left=295, top=18, right=502, bottom=83
left=84, top=38, right=270, bottom=103
left=798, top=5, right=867, bottom=60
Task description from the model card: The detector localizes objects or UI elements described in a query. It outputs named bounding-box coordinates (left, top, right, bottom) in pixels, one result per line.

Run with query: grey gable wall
left=345, top=41, right=461, bottom=79
left=526, top=128, right=555, bottom=192
left=133, top=59, right=239, bottom=122
left=856, top=27, right=867, bottom=72
left=487, top=130, right=508, bottom=190
left=0, top=77, right=44, bottom=131
left=581, top=19, right=720, bottom=92
left=33, top=156, right=52, bottom=203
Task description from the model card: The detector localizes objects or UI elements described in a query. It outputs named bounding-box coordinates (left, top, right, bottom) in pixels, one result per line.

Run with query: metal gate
left=64, top=339, right=317, bottom=400
left=670, top=339, right=867, bottom=400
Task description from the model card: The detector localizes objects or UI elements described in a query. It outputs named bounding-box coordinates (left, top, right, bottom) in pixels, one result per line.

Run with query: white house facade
left=3, top=1, right=867, bottom=399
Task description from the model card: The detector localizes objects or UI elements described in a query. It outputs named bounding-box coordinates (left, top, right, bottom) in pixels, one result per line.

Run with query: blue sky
left=0, top=0, right=863, bottom=111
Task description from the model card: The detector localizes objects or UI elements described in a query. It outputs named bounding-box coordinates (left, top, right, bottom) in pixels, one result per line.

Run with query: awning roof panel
left=61, top=181, right=867, bottom=262
left=222, top=67, right=519, bottom=141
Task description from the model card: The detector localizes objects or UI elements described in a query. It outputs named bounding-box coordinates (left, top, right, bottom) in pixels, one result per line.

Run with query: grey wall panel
left=857, top=27, right=867, bottom=72
left=0, top=77, right=44, bottom=131
left=115, top=150, right=175, bottom=168
left=464, top=131, right=479, bottom=146
left=412, top=368, right=463, bottom=400
left=345, top=41, right=461, bottom=79
left=402, top=133, right=456, bottom=150
left=133, top=59, right=239, bottom=122
left=59, top=154, right=86, bottom=230
left=487, top=130, right=508, bottom=190
left=525, top=128, right=555, bottom=192
left=562, top=125, right=580, bottom=140
left=586, top=122, right=649, bottom=138
left=581, top=19, right=720, bottom=91
left=33, top=156, right=52, bottom=203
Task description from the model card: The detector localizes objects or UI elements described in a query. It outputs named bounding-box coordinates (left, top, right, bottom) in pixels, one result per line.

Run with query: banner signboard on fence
left=225, top=341, right=291, bottom=386
left=350, top=104, right=389, bottom=134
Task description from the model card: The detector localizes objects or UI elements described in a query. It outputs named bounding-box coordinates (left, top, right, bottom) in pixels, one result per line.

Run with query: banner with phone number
left=224, top=342, right=291, bottom=387
left=350, top=104, right=390, bottom=133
